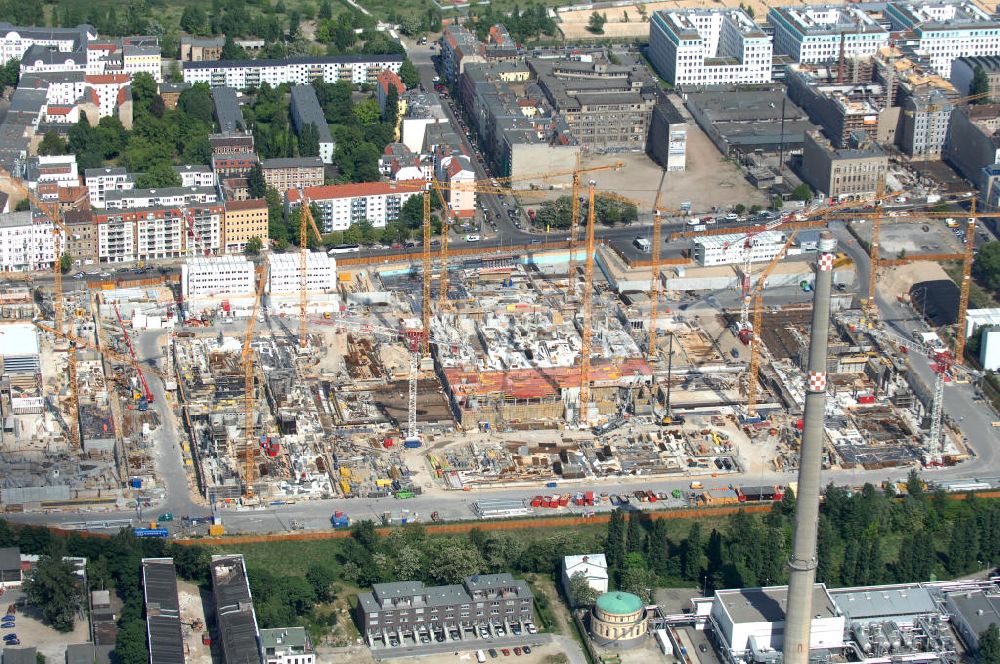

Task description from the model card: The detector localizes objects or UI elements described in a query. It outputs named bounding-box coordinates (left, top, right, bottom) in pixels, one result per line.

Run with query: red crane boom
left=111, top=301, right=153, bottom=404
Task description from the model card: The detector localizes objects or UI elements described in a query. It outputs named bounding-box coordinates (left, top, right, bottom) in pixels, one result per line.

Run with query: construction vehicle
left=111, top=301, right=154, bottom=409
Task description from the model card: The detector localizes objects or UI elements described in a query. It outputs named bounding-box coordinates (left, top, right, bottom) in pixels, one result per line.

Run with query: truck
left=331, top=511, right=351, bottom=528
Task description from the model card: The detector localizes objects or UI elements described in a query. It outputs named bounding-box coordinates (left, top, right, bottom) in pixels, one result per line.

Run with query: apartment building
left=286, top=181, right=423, bottom=232
left=885, top=1, right=1000, bottom=76
left=260, top=627, right=315, bottom=664
left=355, top=574, right=534, bottom=646
left=63, top=209, right=98, bottom=265
left=93, top=204, right=223, bottom=262
left=212, top=152, right=259, bottom=178
left=223, top=199, right=268, bottom=253
left=0, top=211, right=55, bottom=272
left=122, top=38, right=162, bottom=82
left=693, top=230, right=789, bottom=266
left=530, top=58, right=655, bottom=149
left=289, top=85, right=334, bottom=164
left=84, top=166, right=134, bottom=208
left=180, top=35, right=224, bottom=62
left=182, top=256, right=255, bottom=298
left=174, top=164, right=215, bottom=188
left=261, top=157, right=324, bottom=193
left=768, top=6, right=889, bottom=64
left=0, top=23, right=94, bottom=64
left=268, top=251, right=337, bottom=294
left=26, top=155, right=79, bottom=193
left=440, top=24, right=486, bottom=85
left=210, top=133, right=255, bottom=155
left=899, top=88, right=953, bottom=159
left=376, top=69, right=405, bottom=115
left=181, top=54, right=404, bottom=88
left=648, top=9, right=773, bottom=87
left=436, top=153, right=476, bottom=219
left=944, top=104, right=1000, bottom=192
left=104, top=185, right=218, bottom=210
left=800, top=129, right=889, bottom=199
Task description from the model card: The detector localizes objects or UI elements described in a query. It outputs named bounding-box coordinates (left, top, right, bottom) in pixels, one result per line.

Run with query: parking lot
left=0, top=588, right=92, bottom=661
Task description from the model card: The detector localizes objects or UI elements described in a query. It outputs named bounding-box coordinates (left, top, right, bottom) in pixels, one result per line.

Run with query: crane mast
left=579, top=180, right=597, bottom=424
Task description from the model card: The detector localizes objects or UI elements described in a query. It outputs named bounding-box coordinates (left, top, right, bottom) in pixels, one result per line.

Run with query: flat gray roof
left=717, top=584, right=836, bottom=623
left=0, top=547, right=19, bottom=572
left=831, top=585, right=938, bottom=620
left=212, top=87, right=244, bottom=134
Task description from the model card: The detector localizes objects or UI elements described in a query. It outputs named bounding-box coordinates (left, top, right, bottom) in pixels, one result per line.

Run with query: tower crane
left=32, top=321, right=171, bottom=382
left=4, top=174, right=80, bottom=447
left=579, top=180, right=597, bottom=424
left=110, top=301, right=154, bottom=408
left=745, top=230, right=801, bottom=419
left=297, top=197, right=325, bottom=349
left=852, top=317, right=981, bottom=464
left=242, top=266, right=266, bottom=499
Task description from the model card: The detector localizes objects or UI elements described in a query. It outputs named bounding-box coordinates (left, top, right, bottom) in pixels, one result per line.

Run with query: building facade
left=355, top=573, right=534, bottom=645
left=104, top=185, right=218, bottom=210
left=286, top=182, right=423, bottom=232
left=267, top=252, right=337, bottom=294
left=93, top=204, right=224, bottom=262
left=0, top=23, right=94, bottom=64
left=693, top=230, right=790, bottom=266
left=182, top=256, right=255, bottom=299
left=223, top=199, right=268, bottom=253
left=0, top=211, right=55, bottom=271
left=885, top=1, right=1000, bottom=76
left=261, top=157, right=324, bottom=193
left=952, top=56, right=1000, bottom=100
left=768, top=6, right=889, bottom=64
left=800, top=130, right=888, bottom=199
left=562, top=554, right=609, bottom=607
left=648, top=9, right=773, bottom=87
left=260, top=627, right=315, bottom=664
left=175, top=164, right=215, bottom=188
left=84, top=166, right=135, bottom=208
left=182, top=55, right=404, bottom=88
left=945, top=104, right=1000, bottom=192
left=289, top=85, right=334, bottom=164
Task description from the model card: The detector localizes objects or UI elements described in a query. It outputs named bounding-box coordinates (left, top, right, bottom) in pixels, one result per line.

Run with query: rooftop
left=830, top=584, right=938, bottom=620
left=211, top=87, right=245, bottom=134
left=886, top=0, right=999, bottom=30
left=260, top=627, right=310, bottom=650
left=0, top=322, right=39, bottom=357
left=290, top=85, right=333, bottom=143
left=0, top=546, right=19, bottom=571
left=210, top=555, right=260, bottom=664
left=142, top=558, right=184, bottom=664
left=596, top=591, right=644, bottom=615
left=716, top=584, right=837, bottom=623
left=183, top=54, right=404, bottom=70
left=769, top=5, right=887, bottom=36
left=287, top=181, right=424, bottom=203
left=261, top=156, right=324, bottom=169
left=655, top=8, right=768, bottom=41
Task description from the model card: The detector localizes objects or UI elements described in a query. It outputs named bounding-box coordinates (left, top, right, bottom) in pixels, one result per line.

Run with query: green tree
left=948, top=513, right=981, bottom=575
left=136, top=162, right=182, bottom=189
left=318, top=0, right=332, bottom=19
left=982, top=624, right=1000, bottom=664
left=180, top=5, right=209, bottom=35
left=114, top=620, right=149, bottom=663
left=247, top=163, right=267, bottom=199
left=587, top=11, right=606, bottom=34
left=305, top=563, right=337, bottom=602
left=681, top=522, right=707, bottom=582
left=605, top=509, right=627, bottom=581
left=421, top=539, right=487, bottom=584
left=68, top=116, right=102, bottom=170
left=352, top=520, right=380, bottom=551
left=22, top=555, right=83, bottom=632
left=974, top=242, right=1000, bottom=292
left=619, top=564, right=657, bottom=604
left=792, top=183, right=812, bottom=201
left=14, top=198, right=29, bottom=212
left=972, top=66, right=992, bottom=104
left=299, top=122, right=321, bottom=157
left=567, top=570, right=600, bottom=608
left=400, top=15, right=423, bottom=36
left=59, top=253, right=73, bottom=274
left=221, top=35, right=247, bottom=60
left=627, top=513, right=645, bottom=554
left=38, top=131, right=67, bottom=156
left=398, top=59, right=420, bottom=89
left=244, top=236, right=264, bottom=255
left=178, top=84, right=215, bottom=125
left=95, top=117, right=128, bottom=159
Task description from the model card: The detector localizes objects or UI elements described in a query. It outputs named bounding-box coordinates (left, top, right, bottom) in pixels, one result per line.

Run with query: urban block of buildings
left=768, top=6, right=889, bottom=65
left=261, top=157, right=325, bottom=193
left=286, top=181, right=424, bottom=232
left=648, top=9, right=773, bottom=87
left=885, top=1, right=1000, bottom=76
left=181, top=54, right=404, bottom=88
left=800, top=129, right=889, bottom=199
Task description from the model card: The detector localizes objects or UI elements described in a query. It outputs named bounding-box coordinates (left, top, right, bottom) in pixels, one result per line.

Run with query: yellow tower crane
left=579, top=180, right=597, bottom=424
left=297, top=198, right=324, bottom=349
left=242, top=266, right=266, bottom=498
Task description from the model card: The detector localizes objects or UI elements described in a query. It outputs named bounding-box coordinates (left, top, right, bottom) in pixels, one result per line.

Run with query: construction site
left=0, top=168, right=991, bottom=514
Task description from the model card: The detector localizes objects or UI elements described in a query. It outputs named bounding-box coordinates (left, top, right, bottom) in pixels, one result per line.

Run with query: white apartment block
left=182, top=55, right=404, bottom=88
left=693, top=231, right=788, bottom=266
left=286, top=182, right=423, bottom=232
left=768, top=6, right=889, bottom=64
left=174, top=165, right=216, bottom=188
left=104, top=186, right=218, bottom=210
left=436, top=154, right=476, bottom=219
left=260, top=627, right=316, bottom=664
left=85, top=74, right=132, bottom=118
left=886, top=1, right=1000, bottom=76
left=649, top=9, right=773, bottom=86
left=85, top=167, right=135, bottom=208
left=267, top=252, right=337, bottom=294
left=0, top=212, right=55, bottom=272
left=122, top=43, right=161, bottom=82
left=94, top=205, right=223, bottom=262
left=182, top=255, right=255, bottom=299
left=20, top=47, right=87, bottom=76
left=0, top=23, right=94, bottom=64
left=28, top=155, right=79, bottom=190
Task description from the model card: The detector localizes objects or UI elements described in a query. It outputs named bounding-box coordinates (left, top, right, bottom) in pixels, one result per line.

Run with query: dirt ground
left=557, top=0, right=811, bottom=39
left=879, top=263, right=950, bottom=301
left=585, top=141, right=768, bottom=212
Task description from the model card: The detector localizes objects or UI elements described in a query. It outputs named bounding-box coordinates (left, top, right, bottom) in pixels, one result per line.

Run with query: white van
left=477, top=650, right=487, bottom=663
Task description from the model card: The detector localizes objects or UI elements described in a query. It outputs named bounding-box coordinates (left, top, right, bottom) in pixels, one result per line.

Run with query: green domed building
left=590, top=591, right=648, bottom=647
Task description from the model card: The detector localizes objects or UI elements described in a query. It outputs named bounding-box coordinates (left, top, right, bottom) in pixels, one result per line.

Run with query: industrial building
left=142, top=558, right=185, bottom=664
left=647, top=9, right=773, bottom=87
left=355, top=574, right=535, bottom=646
left=684, top=89, right=817, bottom=157
left=289, top=85, right=334, bottom=164
left=885, top=1, right=1000, bottom=76
left=211, top=555, right=262, bottom=664
left=768, top=6, right=889, bottom=64
left=182, top=54, right=404, bottom=88
left=800, top=130, right=888, bottom=200
left=692, top=231, right=789, bottom=267
left=785, top=63, right=887, bottom=149
left=286, top=182, right=424, bottom=232
left=529, top=59, right=656, bottom=149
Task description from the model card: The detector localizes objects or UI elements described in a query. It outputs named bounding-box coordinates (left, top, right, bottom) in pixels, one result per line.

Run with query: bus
left=328, top=244, right=361, bottom=254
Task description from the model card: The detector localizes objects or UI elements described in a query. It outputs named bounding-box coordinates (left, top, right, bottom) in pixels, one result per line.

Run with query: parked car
left=514, top=648, right=522, bottom=656
left=489, top=649, right=498, bottom=658
left=523, top=646, right=532, bottom=654
left=501, top=649, right=511, bottom=656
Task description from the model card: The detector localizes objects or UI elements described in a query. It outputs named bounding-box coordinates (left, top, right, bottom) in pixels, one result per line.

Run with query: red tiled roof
left=377, top=70, right=404, bottom=95
left=85, top=74, right=129, bottom=85
left=47, top=105, right=72, bottom=115
left=225, top=198, right=267, bottom=211
left=287, top=181, right=424, bottom=203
